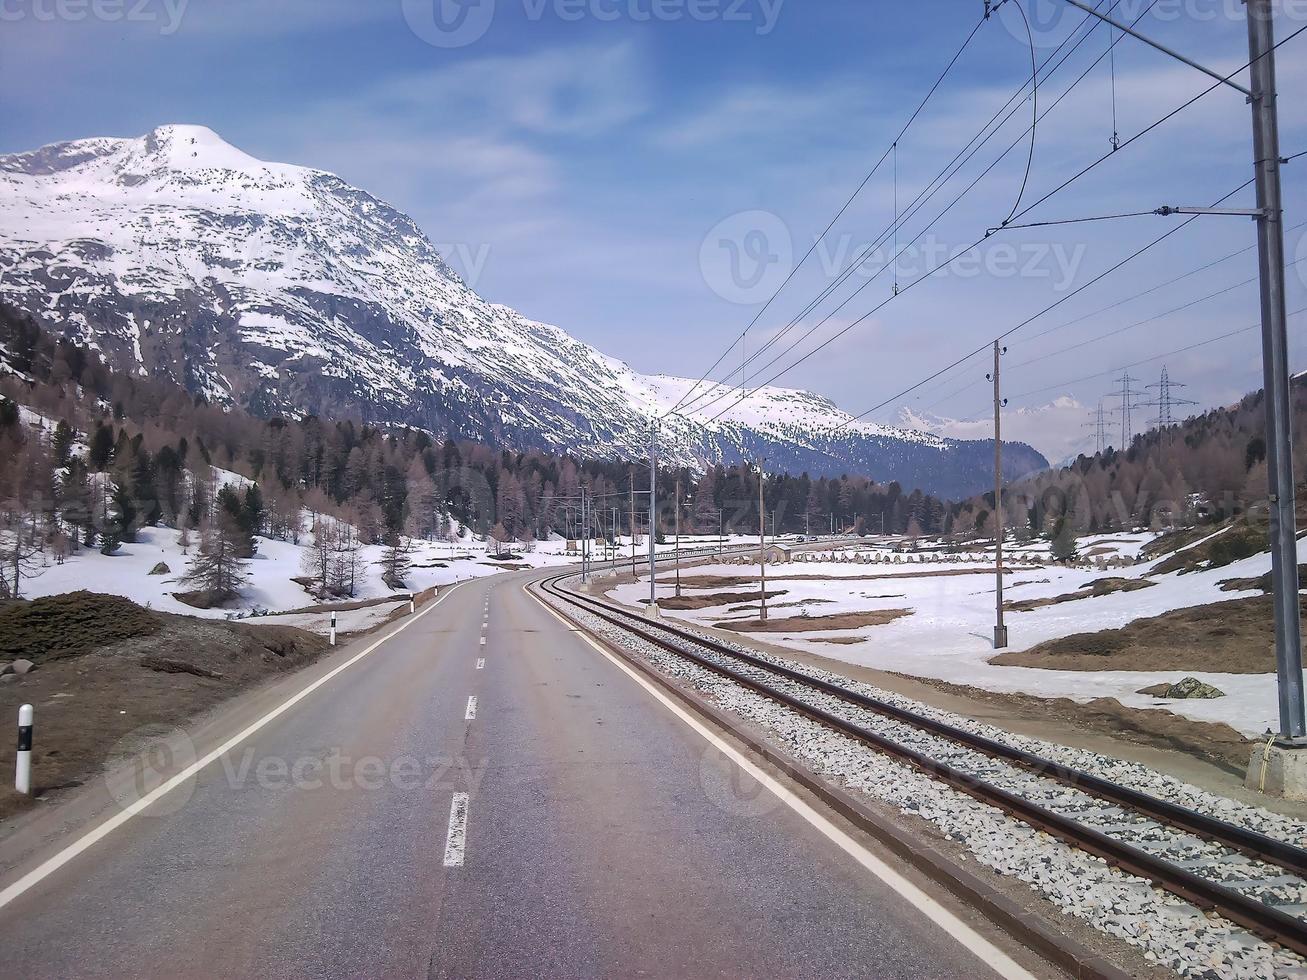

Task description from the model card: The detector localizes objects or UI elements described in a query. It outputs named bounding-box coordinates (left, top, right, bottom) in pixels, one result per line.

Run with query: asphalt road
left=0, top=569, right=1016, bottom=978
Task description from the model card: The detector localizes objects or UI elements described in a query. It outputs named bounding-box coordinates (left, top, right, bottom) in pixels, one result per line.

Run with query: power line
left=1144, top=366, right=1198, bottom=439
left=659, top=14, right=988, bottom=420
left=1108, top=368, right=1146, bottom=448
left=676, top=0, right=1146, bottom=419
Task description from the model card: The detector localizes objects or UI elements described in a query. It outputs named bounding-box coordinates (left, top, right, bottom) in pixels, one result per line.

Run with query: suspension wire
left=833, top=177, right=1254, bottom=429
left=1007, top=19, right=1307, bottom=227
left=673, top=0, right=1130, bottom=421
left=658, top=14, right=987, bottom=421
left=684, top=0, right=1161, bottom=423
left=914, top=224, right=1307, bottom=414
left=1109, top=1, right=1121, bottom=150
left=734, top=18, right=1307, bottom=429
left=1001, top=0, right=1039, bottom=225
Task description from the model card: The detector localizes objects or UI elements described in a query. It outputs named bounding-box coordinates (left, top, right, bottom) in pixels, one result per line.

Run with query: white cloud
left=899, top=396, right=1089, bottom=464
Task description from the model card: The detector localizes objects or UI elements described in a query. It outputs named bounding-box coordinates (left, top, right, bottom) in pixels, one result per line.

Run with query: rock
left=0, top=674, right=14, bottom=685
left=10, top=659, right=35, bottom=675
left=148, top=561, right=171, bottom=575
left=0, top=661, right=11, bottom=675
left=1138, top=676, right=1225, bottom=700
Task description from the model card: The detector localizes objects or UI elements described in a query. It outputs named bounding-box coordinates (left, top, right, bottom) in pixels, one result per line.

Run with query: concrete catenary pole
left=648, top=423, right=658, bottom=614
left=1247, top=0, right=1304, bottom=741
left=992, top=341, right=1008, bottom=649
left=757, top=458, right=768, bottom=622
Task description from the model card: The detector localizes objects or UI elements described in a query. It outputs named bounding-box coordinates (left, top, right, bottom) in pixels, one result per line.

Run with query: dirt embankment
left=991, top=594, right=1296, bottom=674
left=0, top=592, right=327, bottom=820
left=714, top=609, right=912, bottom=634
left=899, top=674, right=1254, bottom=773
left=676, top=568, right=1005, bottom=590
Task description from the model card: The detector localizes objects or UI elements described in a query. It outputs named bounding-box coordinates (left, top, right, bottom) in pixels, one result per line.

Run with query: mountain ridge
left=0, top=124, right=1047, bottom=498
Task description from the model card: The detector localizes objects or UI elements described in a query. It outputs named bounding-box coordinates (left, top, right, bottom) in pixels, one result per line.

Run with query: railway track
left=539, top=571, right=1307, bottom=959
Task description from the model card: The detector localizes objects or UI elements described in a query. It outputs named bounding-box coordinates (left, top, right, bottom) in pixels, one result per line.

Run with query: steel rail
left=540, top=573, right=1307, bottom=957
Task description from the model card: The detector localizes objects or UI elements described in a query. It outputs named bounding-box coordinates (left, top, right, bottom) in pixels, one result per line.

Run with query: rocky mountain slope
left=0, top=125, right=1046, bottom=498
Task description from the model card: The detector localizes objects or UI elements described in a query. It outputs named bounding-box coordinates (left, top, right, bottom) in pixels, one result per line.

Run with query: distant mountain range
left=0, top=125, right=1047, bottom=498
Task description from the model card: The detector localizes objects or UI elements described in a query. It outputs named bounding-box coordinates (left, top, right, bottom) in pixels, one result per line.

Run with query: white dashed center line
left=476, top=658, right=486, bottom=670
left=479, top=636, right=486, bottom=646
left=465, top=696, right=478, bottom=720
left=443, top=792, right=469, bottom=867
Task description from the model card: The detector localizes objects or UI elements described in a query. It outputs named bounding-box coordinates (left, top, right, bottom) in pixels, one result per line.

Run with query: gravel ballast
left=547, top=582, right=1307, bottom=979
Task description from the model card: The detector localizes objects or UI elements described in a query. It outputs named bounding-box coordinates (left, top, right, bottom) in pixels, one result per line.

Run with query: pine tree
left=181, top=515, right=250, bottom=605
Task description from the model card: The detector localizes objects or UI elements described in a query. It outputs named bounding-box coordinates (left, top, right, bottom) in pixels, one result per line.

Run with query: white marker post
left=16, top=704, right=33, bottom=796
left=408, top=592, right=415, bottom=615
left=329, top=612, right=337, bottom=647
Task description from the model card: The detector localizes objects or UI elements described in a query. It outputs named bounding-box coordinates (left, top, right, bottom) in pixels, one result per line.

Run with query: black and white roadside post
left=408, top=592, right=415, bottom=615
left=16, top=704, right=33, bottom=796
left=1054, top=0, right=1305, bottom=790
left=330, top=611, right=337, bottom=647
left=989, top=341, right=1009, bottom=649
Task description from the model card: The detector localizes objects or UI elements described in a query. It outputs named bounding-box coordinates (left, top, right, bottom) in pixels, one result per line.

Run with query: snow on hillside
left=606, top=533, right=1293, bottom=736
left=0, top=125, right=1045, bottom=497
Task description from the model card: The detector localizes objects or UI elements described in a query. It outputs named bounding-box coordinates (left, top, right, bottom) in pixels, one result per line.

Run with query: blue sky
left=2, top=0, right=1306, bottom=460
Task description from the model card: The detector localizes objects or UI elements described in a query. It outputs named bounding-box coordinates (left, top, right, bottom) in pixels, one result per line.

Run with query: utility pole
left=1248, top=0, right=1305, bottom=743
left=1107, top=369, right=1144, bottom=450
left=719, top=509, right=724, bottom=556
left=579, top=489, right=587, bottom=584
left=629, top=469, right=637, bottom=577
left=1053, top=0, right=1306, bottom=768
left=989, top=341, right=1009, bottom=649
left=674, top=475, right=682, bottom=598
left=648, top=423, right=658, bottom=615
left=1145, top=366, right=1196, bottom=442
left=757, top=458, right=768, bottom=622
left=1082, top=400, right=1108, bottom=455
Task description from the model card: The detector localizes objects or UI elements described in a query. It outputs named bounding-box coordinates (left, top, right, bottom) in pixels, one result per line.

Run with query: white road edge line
left=526, top=581, right=1038, bottom=980
left=0, top=581, right=466, bottom=912
left=465, top=696, right=478, bottom=720
left=443, top=792, right=469, bottom=867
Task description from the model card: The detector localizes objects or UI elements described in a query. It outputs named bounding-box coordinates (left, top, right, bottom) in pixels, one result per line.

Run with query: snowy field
left=605, top=532, right=1290, bottom=736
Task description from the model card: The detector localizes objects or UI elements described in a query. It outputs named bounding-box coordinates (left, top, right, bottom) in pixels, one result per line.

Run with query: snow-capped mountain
left=0, top=125, right=1046, bottom=497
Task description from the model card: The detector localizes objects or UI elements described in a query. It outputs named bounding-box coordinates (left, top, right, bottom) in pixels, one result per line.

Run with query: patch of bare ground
left=0, top=599, right=327, bottom=821
left=714, top=608, right=912, bottom=633
left=809, top=636, right=865, bottom=645
left=1219, top=562, right=1307, bottom=593
left=1003, top=576, right=1155, bottom=612
left=991, top=594, right=1297, bottom=673
left=900, top=674, right=1253, bottom=773
left=657, top=589, right=788, bottom=611
left=771, top=598, right=834, bottom=610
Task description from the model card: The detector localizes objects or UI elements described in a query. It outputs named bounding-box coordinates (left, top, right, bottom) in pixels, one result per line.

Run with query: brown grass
left=1004, top=577, right=1154, bottom=613
left=658, top=589, right=788, bottom=611
left=676, top=568, right=1004, bottom=590
left=992, top=594, right=1296, bottom=673
left=0, top=601, right=327, bottom=820
left=714, top=608, right=912, bottom=633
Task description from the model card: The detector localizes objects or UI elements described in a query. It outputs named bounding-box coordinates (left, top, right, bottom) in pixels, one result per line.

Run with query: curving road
left=0, top=567, right=1029, bottom=978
